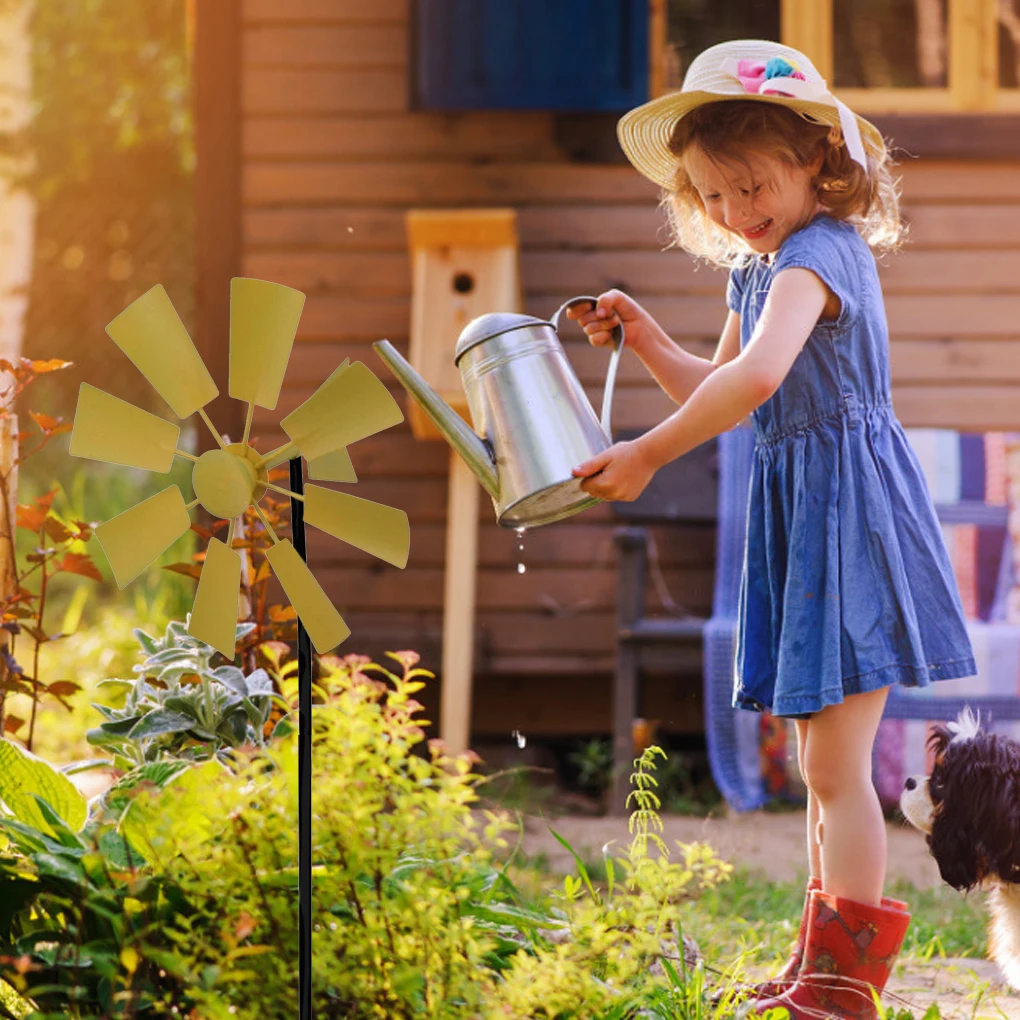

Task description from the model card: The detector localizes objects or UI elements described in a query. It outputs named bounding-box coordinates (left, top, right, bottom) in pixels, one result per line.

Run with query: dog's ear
left=929, top=811, right=982, bottom=890
left=927, top=724, right=952, bottom=761
left=927, top=736, right=988, bottom=891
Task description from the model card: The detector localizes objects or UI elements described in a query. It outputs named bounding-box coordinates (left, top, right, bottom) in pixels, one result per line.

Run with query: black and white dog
left=900, top=708, right=1020, bottom=989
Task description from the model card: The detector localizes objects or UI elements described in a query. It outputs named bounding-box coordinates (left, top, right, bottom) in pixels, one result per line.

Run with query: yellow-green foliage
left=1, top=649, right=743, bottom=1019
left=136, top=655, right=737, bottom=1019
left=491, top=748, right=733, bottom=1019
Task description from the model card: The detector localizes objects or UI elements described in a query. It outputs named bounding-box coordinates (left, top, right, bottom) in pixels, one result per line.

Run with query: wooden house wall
left=235, top=0, right=1020, bottom=735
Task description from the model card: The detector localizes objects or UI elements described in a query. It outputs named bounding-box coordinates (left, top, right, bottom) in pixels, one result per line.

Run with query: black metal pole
left=289, top=457, right=313, bottom=1019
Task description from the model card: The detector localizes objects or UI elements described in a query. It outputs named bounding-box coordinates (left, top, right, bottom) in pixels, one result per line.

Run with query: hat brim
left=617, top=91, right=886, bottom=191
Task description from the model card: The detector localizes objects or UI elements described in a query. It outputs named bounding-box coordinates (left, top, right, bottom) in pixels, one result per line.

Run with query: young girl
left=569, top=39, right=976, bottom=1019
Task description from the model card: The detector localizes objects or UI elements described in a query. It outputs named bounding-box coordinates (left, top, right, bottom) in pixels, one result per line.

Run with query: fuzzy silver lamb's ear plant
left=86, top=616, right=276, bottom=764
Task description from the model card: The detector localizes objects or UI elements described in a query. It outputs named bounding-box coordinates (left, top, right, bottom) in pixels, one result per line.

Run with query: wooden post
left=441, top=454, right=480, bottom=755
left=405, top=209, right=522, bottom=756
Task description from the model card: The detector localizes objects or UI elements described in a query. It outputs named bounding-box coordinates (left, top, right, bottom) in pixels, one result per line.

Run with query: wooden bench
left=609, top=431, right=718, bottom=813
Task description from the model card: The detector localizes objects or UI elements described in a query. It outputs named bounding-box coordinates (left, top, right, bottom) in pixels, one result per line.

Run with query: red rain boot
left=753, top=891, right=911, bottom=1020
left=724, top=880, right=906, bottom=1001
left=746, top=876, right=822, bottom=998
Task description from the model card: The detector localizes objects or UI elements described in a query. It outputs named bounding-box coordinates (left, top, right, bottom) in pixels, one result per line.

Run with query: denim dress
left=727, top=215, right=976, bottom=717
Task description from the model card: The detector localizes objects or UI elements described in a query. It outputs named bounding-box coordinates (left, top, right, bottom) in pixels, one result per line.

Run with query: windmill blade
left=95, top=486, right=192, bottom=589
left=69, top=383, right=180, bottom=473
left=280, top=362, right=402, bottom=462
left=263, top=361, right=353, bottom=476
left=307, top=448, right=357, bottom=483
left=264, top=445, right=357, bottom=482
left=105, top=284, right=219, bottom=419
left=188, top=538, right=242, bottom=658
left=229, top=278, right=305, bottom=410
left=304, top=486, right=409, bottom=568
left=265, top=540, right=350, bottom=653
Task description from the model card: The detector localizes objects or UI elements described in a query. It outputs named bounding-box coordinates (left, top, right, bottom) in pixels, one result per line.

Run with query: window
left=657, top=0, right=1020, bottom=111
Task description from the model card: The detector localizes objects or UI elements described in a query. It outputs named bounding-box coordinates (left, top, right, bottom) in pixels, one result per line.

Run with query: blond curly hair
left=661, top=100, right=903, bottom=267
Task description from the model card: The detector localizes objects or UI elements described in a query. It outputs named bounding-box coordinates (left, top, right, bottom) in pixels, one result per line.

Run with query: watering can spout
left=372, top=340, right=499, bottom=500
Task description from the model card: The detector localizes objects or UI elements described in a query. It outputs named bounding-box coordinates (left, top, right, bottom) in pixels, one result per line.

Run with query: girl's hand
left=572, top=439, right=657, bottom=502
left=565, top=289, right=654, bottom=353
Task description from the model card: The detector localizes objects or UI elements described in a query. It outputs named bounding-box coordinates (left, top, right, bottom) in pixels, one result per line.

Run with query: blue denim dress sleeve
left=728, top=215, right=975, bottom=717
left=726, top=261, right=749, bottom=314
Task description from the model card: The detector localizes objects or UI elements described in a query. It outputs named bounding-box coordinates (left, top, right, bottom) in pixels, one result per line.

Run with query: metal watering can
left=372, top=297, right=623, bottom=528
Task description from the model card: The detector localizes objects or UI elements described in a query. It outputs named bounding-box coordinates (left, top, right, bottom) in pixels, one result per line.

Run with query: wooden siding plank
left=244, top=248, right=1020, bottom=297
left=244, top=114, right=559, bottom=160
left=313, top=566, right=713, bottom=613
left=330, top=610, right=704, bottom=662
left=242, top=160, right=1020, bottom=207
left=244, top=0, right=407, bottom=23
left=244, top=69, right=407, bottom=114
left=243, top=162, right=659, bottom=206
left=895, top=162, right=1020, bottom=202
left=303, top=520, right=714, bottom=569
left=278, top=337, right=717, bottom=387
left=287, top=293, right=730, bottom=341
left=245, top=208, right=408, bottom=250
left=245, top=25, right=405, bottom=67
left=243, top=206, right=667, bottom=250
left=891, top=385, right=1020, bottom=429
left=244, top=202, right=1020, bottom=252
left=888, top=339, right=1020, bottom=382
left=902, top=203, right=1020, bottom=247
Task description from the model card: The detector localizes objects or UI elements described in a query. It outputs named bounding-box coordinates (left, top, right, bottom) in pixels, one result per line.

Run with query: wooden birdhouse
left=405, top=208, right=522, bottom=440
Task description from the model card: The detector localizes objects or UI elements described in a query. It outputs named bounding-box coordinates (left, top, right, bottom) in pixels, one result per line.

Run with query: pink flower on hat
left=733, top=57, right=806, bottom=97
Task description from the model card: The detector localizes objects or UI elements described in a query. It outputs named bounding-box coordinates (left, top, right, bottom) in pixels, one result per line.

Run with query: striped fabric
left=870, top=430, right=1020, bottom=809
left=907, top=429, right=1009, bottom=622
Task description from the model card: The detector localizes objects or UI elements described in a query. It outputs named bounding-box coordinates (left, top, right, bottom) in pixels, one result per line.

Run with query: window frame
left=651, top=0, right=1020, bottom=112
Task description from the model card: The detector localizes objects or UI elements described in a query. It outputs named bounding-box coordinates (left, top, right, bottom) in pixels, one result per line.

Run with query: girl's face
left=683, top=143, right=823, bottom=256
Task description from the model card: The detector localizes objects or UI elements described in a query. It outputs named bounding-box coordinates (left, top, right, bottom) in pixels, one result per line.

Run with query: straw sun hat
left=617, top=39, right=886, bottom=191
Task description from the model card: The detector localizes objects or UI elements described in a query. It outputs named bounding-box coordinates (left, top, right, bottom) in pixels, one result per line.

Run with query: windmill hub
left=192, top=448, right=258, bottom=519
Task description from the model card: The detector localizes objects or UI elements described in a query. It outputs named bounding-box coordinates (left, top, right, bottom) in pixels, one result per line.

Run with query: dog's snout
left=904, top=777, right=917, bottom=791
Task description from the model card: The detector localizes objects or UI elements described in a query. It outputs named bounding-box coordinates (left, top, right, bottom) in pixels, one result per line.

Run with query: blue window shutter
left=415, top=0, right=649, bottom=111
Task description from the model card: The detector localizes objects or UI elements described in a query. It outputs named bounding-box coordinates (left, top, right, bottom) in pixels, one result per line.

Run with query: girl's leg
left=801, top=687, right=889, bottom=905
left=794, top=719, right=821, bottom=882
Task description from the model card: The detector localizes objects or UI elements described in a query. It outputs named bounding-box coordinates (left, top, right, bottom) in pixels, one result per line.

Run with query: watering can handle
left=550, top=295, right=625, bottom=441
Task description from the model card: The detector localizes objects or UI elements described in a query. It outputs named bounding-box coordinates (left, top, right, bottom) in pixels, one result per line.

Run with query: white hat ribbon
left=719, top=57, right=868, bottom=173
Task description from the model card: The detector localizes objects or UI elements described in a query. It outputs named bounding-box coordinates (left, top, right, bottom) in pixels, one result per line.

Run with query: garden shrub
left=1, top=646, right=741, bottom=1019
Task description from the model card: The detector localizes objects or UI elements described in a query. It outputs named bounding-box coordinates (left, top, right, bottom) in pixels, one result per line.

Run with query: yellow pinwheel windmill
left=70, top=279, right=409, bottom=658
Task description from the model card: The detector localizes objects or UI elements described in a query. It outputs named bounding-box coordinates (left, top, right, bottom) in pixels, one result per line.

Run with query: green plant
left=0, top=736, right=197, bottom=1019
left=0, top=356, right=105, bottom=754
left=86, top=618, right=275, bottom=765
left=568, top=737, right=614, bottom=797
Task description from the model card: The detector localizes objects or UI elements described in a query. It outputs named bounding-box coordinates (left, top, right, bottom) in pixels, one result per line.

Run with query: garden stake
left=290, top=456, right=314, bottom=1020
left=67, top=278, right=412, bottom=1013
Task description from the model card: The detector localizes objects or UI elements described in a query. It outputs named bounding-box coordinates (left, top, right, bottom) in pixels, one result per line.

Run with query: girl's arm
left=640, top=268, right=828, bottom=467
left=567, top=290, right=740, bottom=406
left=572, top=268, right=830, bottom=500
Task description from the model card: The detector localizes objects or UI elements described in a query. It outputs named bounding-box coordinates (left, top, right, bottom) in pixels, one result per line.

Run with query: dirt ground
left=520, top=809, right=1020, bottom=1018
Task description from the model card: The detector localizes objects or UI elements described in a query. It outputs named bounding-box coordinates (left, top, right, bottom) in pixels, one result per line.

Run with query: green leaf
left=141, top=647, right=195, bottom=667
left=548, top=826, right=600, bottom=904
left=97, top=828, right=143, bottom=870
left=211, top=665, right=246, bottom=696
left=0, top=738, right=87, bottom=835
left=32, top=796, right=86, bottom=849
left=118, top=760, right=226, bottom=865
left=127, top=709, right=195, bottom=740
left=162, top=696, right=199, bottom=718
left=132, top=628, right=159, bottom=655
left=244, top=668, right=273, bottom=697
